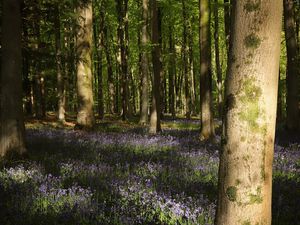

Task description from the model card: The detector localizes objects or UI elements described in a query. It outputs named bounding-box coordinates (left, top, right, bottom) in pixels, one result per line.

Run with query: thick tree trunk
left=284, top=0, right=300, bottom=131
left=139, top=0, right=150, bottom=125
left=54, top=5, right=66, bottom=123
left=75, top=1, right=95, bottom=129
left=199, top=0, right=215, bottom=140
left=215, top=1, right=282, bottom=224
left=0, top=0, right=26, bottom=156
left=149, top=0, right=161, bottom=134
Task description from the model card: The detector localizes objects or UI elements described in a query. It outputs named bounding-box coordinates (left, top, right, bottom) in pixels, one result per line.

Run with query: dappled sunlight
left=0, top=119, right=298, bottom=224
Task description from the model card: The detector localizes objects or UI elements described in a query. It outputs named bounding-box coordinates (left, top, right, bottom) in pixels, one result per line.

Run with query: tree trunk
left=188, top=22, right=196, bottom=116
left=215, top=1, right=282, bottom=224
left=97, top=50, right=104, bottom=119
left=32, top=2, right=46, bottom=119
left=277, top=72, right=283, bottom=122
left=0, top=0, right=26, bottom=156
left=284, top=0, right=300, bottom=131
left=103, top=25, right=115, bottom=115
left=199, top=0, right=215, bottom=140
left=22, top=2, right=32, bottom=116
left=54, top=4, right=66, bottom=123
left=75, top=1, right=95, bottom=129
left=182, top=0, right=191, bottom=119
left=214, top=0, right=223, bottom=118
left=139, top=0, right=150, bottom=125
left=224, top=0, right=231, bottom=50
left=168, top=25, right=176, bottom=119
left=116, top=0, right=129, bottom=120
left=149, top=0, right=161, bottom=134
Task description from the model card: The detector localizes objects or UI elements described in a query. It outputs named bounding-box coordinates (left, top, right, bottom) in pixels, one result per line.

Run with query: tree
left=199, top=0, right=215, bottom=140
left=139, top=0, right=150, bottom=125
left=284, top=0, right=300, bottom=131
left=75, top=1, right=95, bottom=129
left=224, top=0, right=231, bottom=50
left=116, top=0, right=129, bottom=120
left=182, top=0, right=191, bottom=119
left=214, top=0, right=223, bottom=118
left=215, top=1, right=282, bottom=224
left=0, top=0, right=26, bottom=156
left=149, top=0, right=161, bottom=134
left=54, top=3, right=66, bottom=123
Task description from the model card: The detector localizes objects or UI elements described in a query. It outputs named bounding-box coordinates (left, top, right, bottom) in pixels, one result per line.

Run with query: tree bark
left=139, top=0, right=150, bottom=125
left=22, top=2, right=32, bottom=116
left=0, top=0, right=26, bottom=156
left=75, top=1, right=95, bottom=129
left=199, top=0, right=215, bottom=140
left=103, top=25, right=115, bottom=115
left=284, top=0, right=300, bottom=131
left=215, top=1, right=282, bottom=224
left=116, top=0, right=129, bottom=120
left=168, top=25, right=176, bottom=119
left=54, top=4, right=66, bottom=123
left=32, top=1, right=46, bottom=119
left=214, top=0, right=223, bottom=118
left=149, top=0, right=161, bottom=134
left=224, top=0, right=231, bottom=51
left=182, top=0, right=191, bottom=119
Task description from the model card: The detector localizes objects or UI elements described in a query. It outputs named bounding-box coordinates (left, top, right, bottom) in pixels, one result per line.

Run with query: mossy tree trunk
left=199, top=0, right=215, bottom=140
left=0, top=0, right=26, bottom=157
left=149, top=0, right=161, bottom=134
left=215, top=1, right=282, bottom=224
left=284, top=0, right=300, bottom=131
left=139, top=0, right=150, bottom=125
left=75, top=1, right=95, bottom=129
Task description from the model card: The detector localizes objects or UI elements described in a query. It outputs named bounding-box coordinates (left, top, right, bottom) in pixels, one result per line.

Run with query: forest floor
left=0, top=113, right=299, bottom=225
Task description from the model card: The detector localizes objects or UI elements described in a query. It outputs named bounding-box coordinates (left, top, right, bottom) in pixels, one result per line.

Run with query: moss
left=249, top=187, right=263, bottom=204
left=239, top=104, right=260, bottom=131
left=244, top=0, right=261, bottom=12
left=238, top=78, right=264, bottom=132
left=226, top=186, right=237, bottom=201
left=244, top=33, right=261, bottom=49
left=242, top=220, right=251, bottom=225
left=243, top=155, right=250, bottom=161
left=240, top=78, right=262, bottom=102
left=235, top=179, right=242, bottom=185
